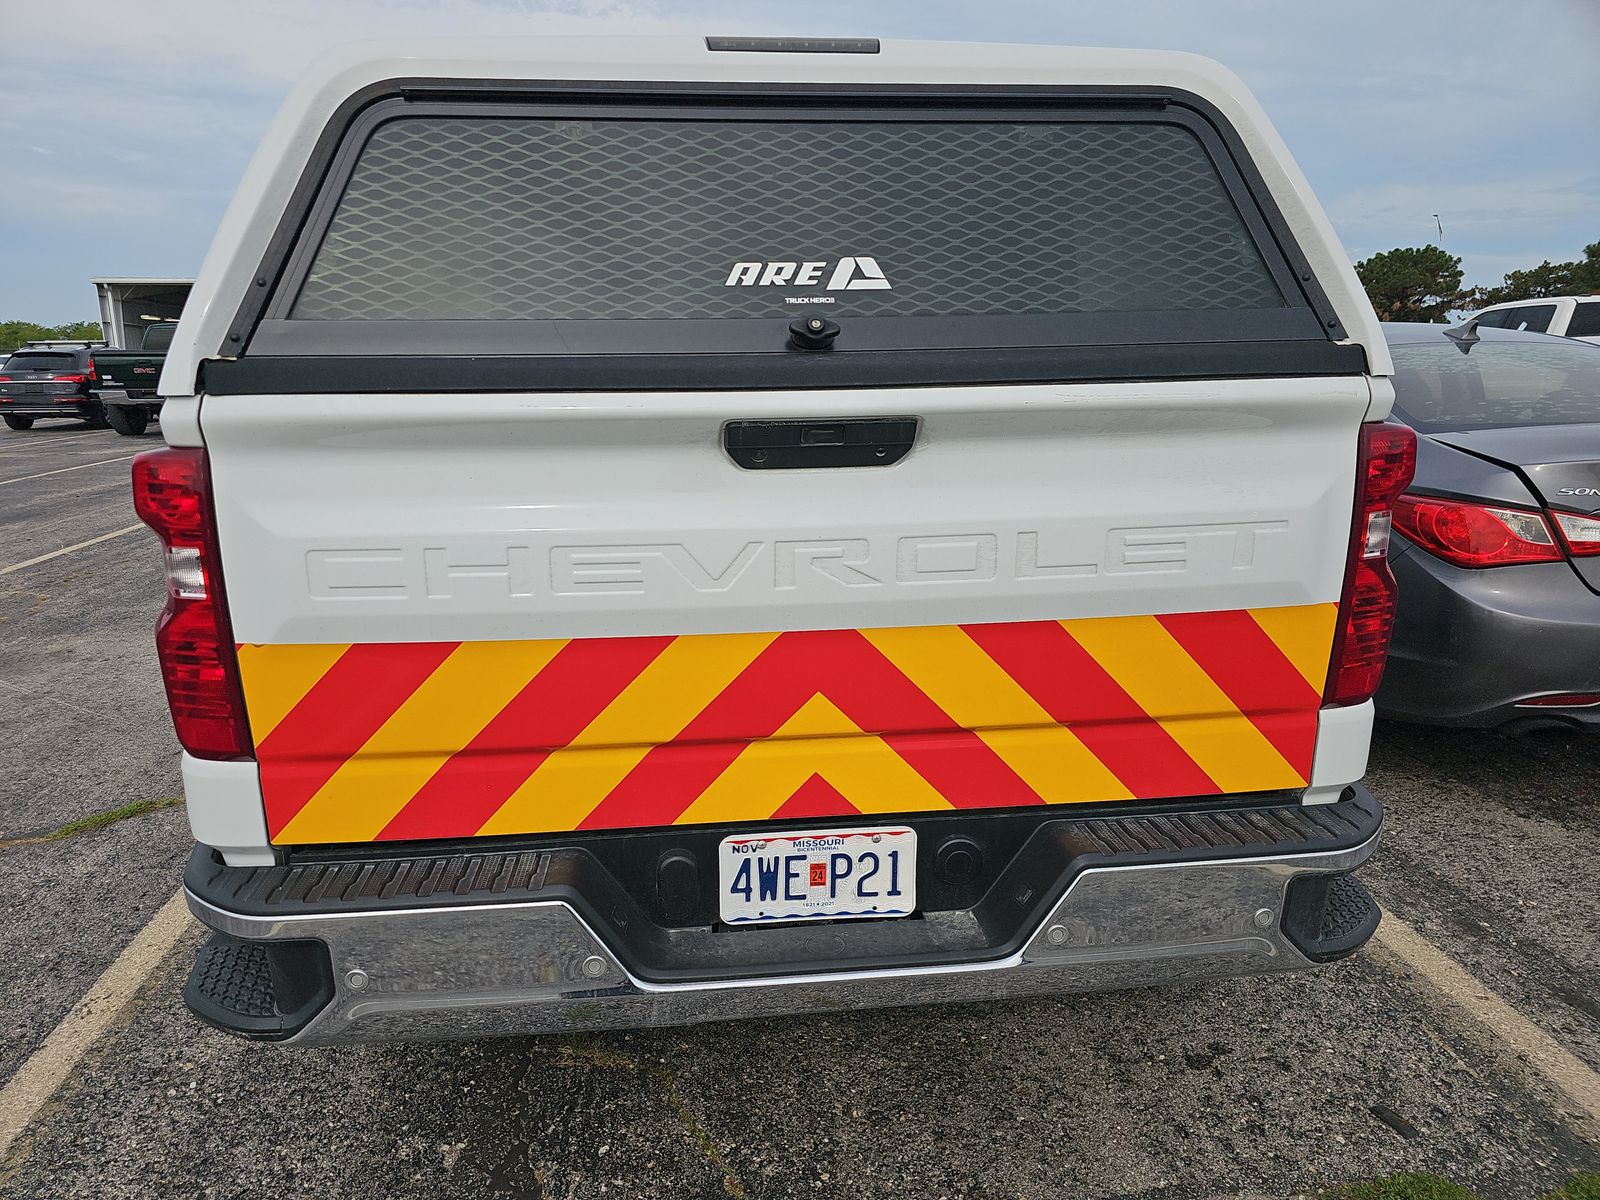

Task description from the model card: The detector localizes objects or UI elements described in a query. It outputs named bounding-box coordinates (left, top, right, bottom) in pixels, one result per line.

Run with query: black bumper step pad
left=188, top=787, right=1381, bottom=919
left=183, top=932, right=334, bottom=1041
left=1281, top=871, right=1382, bottom=962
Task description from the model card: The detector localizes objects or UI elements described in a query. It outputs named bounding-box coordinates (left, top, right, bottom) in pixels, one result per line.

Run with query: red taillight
left=49, top=373, right=89, bottom=384
left=1552, top=510, right=1600, bottom=558
left=131, top=448, right=254, bottom=760
left=1324, top=421, right=1417, bottom=707
left=87, top=357, right=97, bottom=381
left=1393, top=496, right=1562, bottom=567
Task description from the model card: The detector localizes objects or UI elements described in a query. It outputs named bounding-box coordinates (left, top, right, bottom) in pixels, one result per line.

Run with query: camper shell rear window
left=216, top=84, right=1363, bottom=393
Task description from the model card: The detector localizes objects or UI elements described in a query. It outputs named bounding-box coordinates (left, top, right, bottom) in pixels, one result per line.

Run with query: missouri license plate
left=717, top=826, right=917, bottom=926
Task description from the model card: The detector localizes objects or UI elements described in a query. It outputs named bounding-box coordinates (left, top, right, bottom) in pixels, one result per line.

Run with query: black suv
left=0, top=347, right=108, bottom=430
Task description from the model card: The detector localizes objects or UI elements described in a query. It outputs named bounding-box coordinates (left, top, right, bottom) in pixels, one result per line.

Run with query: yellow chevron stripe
left=237, top=643, right=350, bottom=743
left=674, top=695, right=952, bottom=825
left=476, top=631, right=777, bottom=836
left=1248, top=603, right=1340, bottom=692
left=1064, top=615, right=1307, bottom=791
left=275, top=639, right=567, bottom=843
left=862, top=624, right=1132, bottom=803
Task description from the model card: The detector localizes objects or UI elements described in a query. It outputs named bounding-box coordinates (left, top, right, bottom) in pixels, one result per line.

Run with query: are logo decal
left=724, top=256, right=893, bottom=292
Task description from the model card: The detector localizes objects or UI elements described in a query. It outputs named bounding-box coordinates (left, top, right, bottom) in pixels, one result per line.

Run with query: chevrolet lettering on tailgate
left=303, top=523, right=1293, bottom=600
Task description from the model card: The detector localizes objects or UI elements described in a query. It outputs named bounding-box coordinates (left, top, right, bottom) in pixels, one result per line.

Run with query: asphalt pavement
left=0, top=421, right=1594, bottom=1199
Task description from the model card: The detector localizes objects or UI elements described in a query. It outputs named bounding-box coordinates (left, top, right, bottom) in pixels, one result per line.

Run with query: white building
left=93, top=277, right=194, bottom=348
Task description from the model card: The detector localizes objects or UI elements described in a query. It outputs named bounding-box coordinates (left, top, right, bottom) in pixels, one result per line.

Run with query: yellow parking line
left=1372, top=905, right=1600, bottom=1122
left=0, top=891, right=192, bottom=1158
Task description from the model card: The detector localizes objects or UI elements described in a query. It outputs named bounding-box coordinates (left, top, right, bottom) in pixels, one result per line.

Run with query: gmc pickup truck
left=97, top=322, right=175, bottom=435
left=140, top=36, right=1407, bottom=1046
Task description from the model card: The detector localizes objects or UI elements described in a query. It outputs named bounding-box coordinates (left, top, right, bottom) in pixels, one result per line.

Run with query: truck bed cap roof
left=161, top=35, right=1389, bottom=395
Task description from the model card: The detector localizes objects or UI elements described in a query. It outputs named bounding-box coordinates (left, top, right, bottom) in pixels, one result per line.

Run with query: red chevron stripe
left=577, top=631, right=859, bottom=830
left=578, top=629, right=1042, bottom=830
left=375, top=635, right=672, bottom=841
left=883, top=729, right=1045, bottom=810
left=961, top=620, right=1219, bottom=798
left=258, top=641, right=457, bottom=837
left=771, top=775, right=860, bottom=821
left=1155, top=610, right=1320, bottom=773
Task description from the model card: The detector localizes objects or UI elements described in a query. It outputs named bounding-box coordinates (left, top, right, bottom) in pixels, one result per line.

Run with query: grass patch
left=0, top=796, right=182, bottom=849
left=1321, top=1174, right=1600, bottom=1200
left=1548, top=1175, right=1600, bottom=1200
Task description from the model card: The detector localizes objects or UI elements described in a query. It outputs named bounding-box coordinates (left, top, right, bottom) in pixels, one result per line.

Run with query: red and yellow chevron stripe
left=236, top=604, right=1337, bottom=845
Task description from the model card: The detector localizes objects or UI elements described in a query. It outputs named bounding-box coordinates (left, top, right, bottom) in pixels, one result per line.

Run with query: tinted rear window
left=1390, top=337, right=1600, bottom=432
left=221, top=90, right=1367, bottom=392
left=4, top=353, right=76, bottom=370
left=290, top=115, right=1284, bottom=325
left=142, top=323, right=176, bottom=351
left=1567, top=302, right=1600, bottom=339
left=1501, top=304, right=1557, bottom=334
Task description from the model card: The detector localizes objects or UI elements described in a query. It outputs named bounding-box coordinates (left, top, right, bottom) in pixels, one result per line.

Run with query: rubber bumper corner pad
left=184, top=932, right=334, bottom=1040
left=1280, top=871, right=1381, bottom=962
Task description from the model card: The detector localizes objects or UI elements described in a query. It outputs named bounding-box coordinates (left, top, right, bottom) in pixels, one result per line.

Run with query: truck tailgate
left=203, top=379, right=1363, bottom=844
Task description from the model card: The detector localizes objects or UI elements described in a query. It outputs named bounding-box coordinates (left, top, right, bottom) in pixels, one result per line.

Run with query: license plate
left=718, top=826, right=917, bottom=926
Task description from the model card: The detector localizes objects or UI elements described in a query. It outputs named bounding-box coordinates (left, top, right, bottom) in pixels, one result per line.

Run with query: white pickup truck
left=1468, top=294, right=1600, bottom=344
left=138, top=35, right=1409, bottom=1045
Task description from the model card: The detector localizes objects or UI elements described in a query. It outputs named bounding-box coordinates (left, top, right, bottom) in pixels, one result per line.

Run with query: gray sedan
left=1377, top=322, right=1600, bottom=730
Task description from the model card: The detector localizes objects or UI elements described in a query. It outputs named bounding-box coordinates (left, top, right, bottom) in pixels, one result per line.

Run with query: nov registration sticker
left=717, top=826, right=917, bottom=926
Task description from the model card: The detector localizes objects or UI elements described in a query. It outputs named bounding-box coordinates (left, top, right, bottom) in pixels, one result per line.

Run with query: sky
left=1, top=0, right=1597, bottom=323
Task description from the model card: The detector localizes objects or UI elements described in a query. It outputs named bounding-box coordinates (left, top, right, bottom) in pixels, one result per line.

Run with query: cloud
left=0, top=0, right=734, bottom=316
left=1333, top=172, right=1600, bottom=238
left=1, top=0, right=1596, bottom=318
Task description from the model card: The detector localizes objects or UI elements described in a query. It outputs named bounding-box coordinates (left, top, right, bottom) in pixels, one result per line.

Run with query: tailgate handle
left=723, top=418, right=918, bottom=470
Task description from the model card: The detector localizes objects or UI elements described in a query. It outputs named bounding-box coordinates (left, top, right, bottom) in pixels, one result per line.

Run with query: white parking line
left=0, top=438, right=98, bottom=454
left=0, top=524, right=145, bottom=576
left=0, top=433, right=104, bottom=452
left=0, top=891, right=192, bottom=1159
left=0, top=454, right=137, bottom=487
left=1373, top=905, right=1600, bottom=1122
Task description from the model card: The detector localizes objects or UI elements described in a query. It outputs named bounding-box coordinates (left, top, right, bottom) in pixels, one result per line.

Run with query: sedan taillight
left=1393, top=496, right=1563, bottom=567
left=1551, top=510, right=1600, bottom=558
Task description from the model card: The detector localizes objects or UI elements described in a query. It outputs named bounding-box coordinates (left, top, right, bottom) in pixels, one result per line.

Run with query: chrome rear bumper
left=185, top=821, right=1379, bottom=1046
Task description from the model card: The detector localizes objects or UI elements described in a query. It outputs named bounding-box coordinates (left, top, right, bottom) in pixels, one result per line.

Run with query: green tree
left=0, top=320, right=104, bottom=353
left=0, top=321, right=53, bottom=353
left=1467, top=239, right=1600, bottom=307
left=50, top=320, right=103, bottom=342
left=1354, top=245, right=1466, bottom=322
